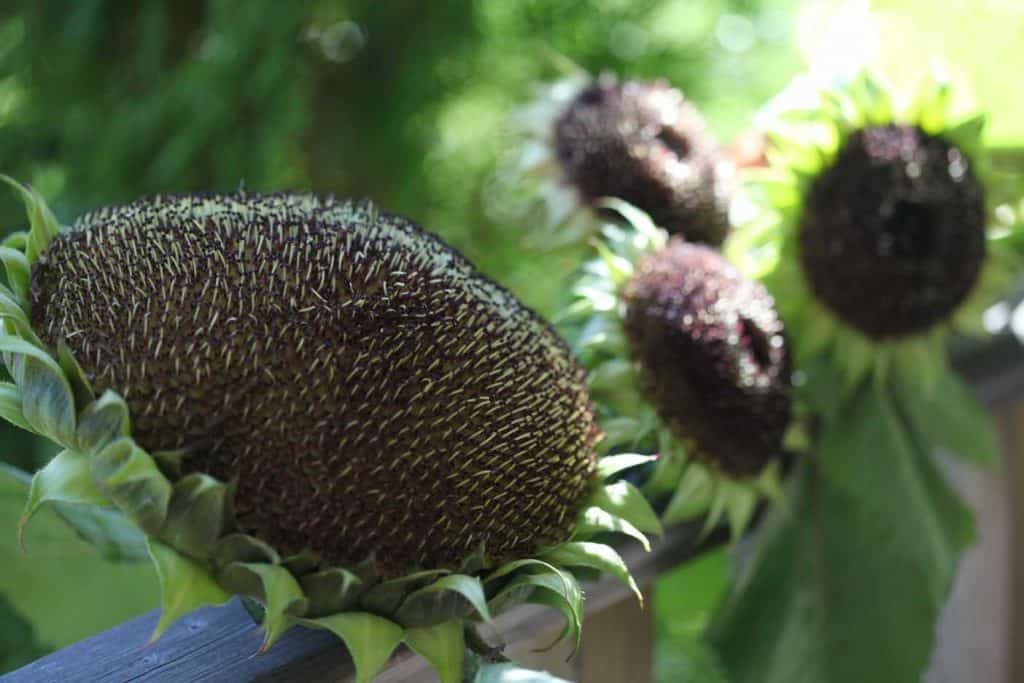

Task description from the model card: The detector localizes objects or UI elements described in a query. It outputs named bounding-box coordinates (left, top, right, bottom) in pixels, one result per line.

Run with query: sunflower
left=512, top=71, right=735, bottom=247
left=561, top=203, right=792, bottom=537
left=727, top=70, right=1023, bottom=401
left=0, top=180, right=660, bottom=683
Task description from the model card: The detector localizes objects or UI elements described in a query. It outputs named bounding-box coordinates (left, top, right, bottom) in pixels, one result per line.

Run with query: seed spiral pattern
left=30, top=193, right=600, bottom=574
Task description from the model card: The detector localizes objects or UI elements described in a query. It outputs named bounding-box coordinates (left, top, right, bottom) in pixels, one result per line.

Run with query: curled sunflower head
left=513, top=72, right=734, bottom=246
left=730, top=70, right=1024, bottom=395
left=563, top=204, right=792, bottom=537
left=0, top=181, right=659, bottom=681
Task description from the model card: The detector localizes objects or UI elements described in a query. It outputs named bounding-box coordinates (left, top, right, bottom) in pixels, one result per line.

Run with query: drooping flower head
left=565, top=204, right=791, bottom=536
left=514, top=73, right=734, bottom=246
left=0, top=183, right=658, bottom=681
left=730, top=70, right=1022, bottom=396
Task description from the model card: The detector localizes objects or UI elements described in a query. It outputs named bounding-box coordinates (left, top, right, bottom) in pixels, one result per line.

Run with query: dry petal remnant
left=624, top=239, right=791, bottom=477
left=800, top=124, right=987, bottom=338
left=29, top=193, right=599, bottom=574
left=553, top=76, right=732, bottom=245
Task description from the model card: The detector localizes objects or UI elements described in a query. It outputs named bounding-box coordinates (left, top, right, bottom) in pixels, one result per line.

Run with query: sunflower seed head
left=553, top=76, right=733, bottom=245
left=800, top=124, right=987, bottom=338
left=30, top=192, right=600, bottom=574
left=623, top=239, right=790, bottom=477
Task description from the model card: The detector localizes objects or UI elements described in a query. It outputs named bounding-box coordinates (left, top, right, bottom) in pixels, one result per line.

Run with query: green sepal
left=51, top=501, right=149, bottom=562
left=896, top=369, right=1000, bottom=466
left=662, top=464, right=715, bottom=525
left=0, top=246, right=30, bottom=305
left=395, top=574, right=491, bottom=627
left=359, top=569, right=450, bottom=616
left=229, top=563, right=309, bottom=651
left=147, top=538, right=231, bottom=641
left=0, top=381, right=33, bottom=432
left=298, top=612, right=404, bottom=683
left=590, top=480, right=663, bottom=537
left=0, top=335, right=77, bottom=447
left=300, top=568, right=364, bottom=618
left=0, top=175, right=60, bottom=266
left=574, top=506, right=649, bottom=551
left=499, top=568, right=583, bottom=652
left=0, top=288, right=43, bottom=345
left=541, top=541, right=641, bottom=604
left=160, top=474, right=233, bottom=559
left=92, top=437, right=171, bottom=535
left=2, top=231, right=28, bottom=250
left=404, top=619, right=465, bottom=683
left=75, top=390, right=131, bottom=454
left=19, top=448, right=109, bottom=547
left=57, top=342, right=96, bottom=410
left=596, top=453, right=657, bottom=480
left=212, top=533, right=281, bottom=569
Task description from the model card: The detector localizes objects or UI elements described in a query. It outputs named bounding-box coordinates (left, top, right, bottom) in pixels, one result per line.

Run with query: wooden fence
left=3, top=330, right=1023, bottom=683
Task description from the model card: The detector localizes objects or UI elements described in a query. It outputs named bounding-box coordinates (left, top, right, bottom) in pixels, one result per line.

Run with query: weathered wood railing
left=4, top=321, right=1024, bottom=683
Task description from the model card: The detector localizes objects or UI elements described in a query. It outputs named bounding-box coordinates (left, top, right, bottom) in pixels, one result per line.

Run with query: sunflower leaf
left=76, top=390, right=131, bottom=455
left=0, top=337, right=76, bottom=447
left=92, top=437, right=171, bottom=535
left=709, top=386, right=974, bottom=683
left=159, top=474, right=233, bottom=560
left=896, top=368, right=999, bottom=465
left=596, top=453, right=657, bottom=481
left=299, top=612, right=404, bottom=683
left=404, top=619, right=465, bottom=683
left=0, top=382, right=32, bottom=433
left=574, top=506, right=649, bottom=550
left=147, top=539, right=231, bottom=641
left=0, top=247, right=30, bottom=306
left=0, top=176, right=60, bottom=266
left=230, top=563, right=308, bottom=651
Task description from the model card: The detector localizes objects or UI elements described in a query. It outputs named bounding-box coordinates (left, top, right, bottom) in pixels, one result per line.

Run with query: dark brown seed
left=799, top=124, right=986, bottom=338
left=30, top=193, right=600, bottom=575
left=553, top=76, right=733, bottom=245
left=623, top=239, right=791, bottom=477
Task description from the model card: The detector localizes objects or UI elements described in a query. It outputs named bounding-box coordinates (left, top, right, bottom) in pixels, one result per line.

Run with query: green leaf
left=709, top=387, right=974, bottom=683
left=299, top=612, right=404, bottom=683
left=0, top=247, right=30, bottom=306
left=590, top=480, right=663, bottom=537
left=541, top=541, right=641, bottom=603
left=75, top=390, right=131, bottom=455
left=49, top=501, right=148, bottom=562
left=159, top=474, right=233, bottom=560
left=0, top=382, right=32, bottom=433
left=147, top=539, right=230, bottom=641
left=92, top=438, right=171, bottom=535
left=0, top=336, right=76, bottom=447
left=57, top=342, right=95, bottom=411
left=300, top=567, right=364, bottom=618
left=897, top=369, right=1000, bottom=466
left=596, top=453, right=657, bottom=481
left=396, top=573, right=491, bottom=627
left=20, top=449, right=108, bottom=547
left=220, top=562, right=308, bottom=650
left=574, top=506, right=649, bottom=550
left=0, top=176, right=60, bottom=266
left=404, top=619, right=465, bottom=683
left=662, top=464, right=716, bottom=525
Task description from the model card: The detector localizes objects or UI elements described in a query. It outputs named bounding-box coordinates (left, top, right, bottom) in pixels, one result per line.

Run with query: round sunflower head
left=731, top=70, right=1023, bottom=394
left=514, top=72, right=734, bottom=246
left=0, top=181, right=657, bottom=681
left=565, top=204, right=791, bottom=537
left=624, top=238, right=791, bottom=478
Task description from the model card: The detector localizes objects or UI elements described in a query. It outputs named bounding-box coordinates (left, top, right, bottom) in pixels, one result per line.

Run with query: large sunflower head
left=564, top=204, right=792, bottom=537
left=0, top=181, right=658, bottom=682
left=514, top=72, right=734, bottom=246
left=730, top=70, right=1022, bottom=395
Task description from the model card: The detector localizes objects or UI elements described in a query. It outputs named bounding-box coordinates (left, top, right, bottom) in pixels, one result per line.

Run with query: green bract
left=561, top=202, right=789, bottom=538
left=727, top=69, right=1024, bottom=401
left=0, top=179, right=658, bottom=683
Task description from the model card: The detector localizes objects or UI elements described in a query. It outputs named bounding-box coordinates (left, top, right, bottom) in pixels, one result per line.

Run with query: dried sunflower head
left=563, top=203, right=791, bottom=538
left=512, top=72, right=734, bottom=246
left=729, top=69, right=1023, bottom=397
left=0, top=183, right=659, bottom=682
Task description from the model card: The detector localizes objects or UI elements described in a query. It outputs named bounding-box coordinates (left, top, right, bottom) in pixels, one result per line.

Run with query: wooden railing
left=3, top=328, right=1023, bottom=683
